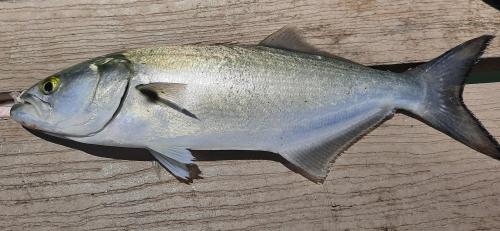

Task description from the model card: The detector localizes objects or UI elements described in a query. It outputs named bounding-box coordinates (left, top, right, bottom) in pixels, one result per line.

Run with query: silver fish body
left=82, top=45, right=419, bottom=148
left=10, top=28, right=500, bottom=182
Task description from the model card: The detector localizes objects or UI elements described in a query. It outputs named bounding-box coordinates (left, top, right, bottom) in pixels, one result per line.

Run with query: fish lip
left=18, top=93, right=50, bottom=117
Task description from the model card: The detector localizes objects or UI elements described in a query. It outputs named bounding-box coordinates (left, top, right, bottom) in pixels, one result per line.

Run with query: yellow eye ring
left=39, top=76, right=61, bottom=95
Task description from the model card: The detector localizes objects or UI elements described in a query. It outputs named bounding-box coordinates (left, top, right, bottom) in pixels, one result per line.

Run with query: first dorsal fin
left=136, top=83, right=199, bottom=120
left=259, top=26, right=358, bottom=64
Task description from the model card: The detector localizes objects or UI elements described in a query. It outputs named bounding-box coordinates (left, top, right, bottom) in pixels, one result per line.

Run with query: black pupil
left=44, top=81, right=53, bottom=93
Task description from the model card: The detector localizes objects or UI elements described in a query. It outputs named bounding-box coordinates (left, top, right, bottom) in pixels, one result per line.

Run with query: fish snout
left=10, top=92, right=50, bottom=125
left=10, top=100, right=43, bottom=130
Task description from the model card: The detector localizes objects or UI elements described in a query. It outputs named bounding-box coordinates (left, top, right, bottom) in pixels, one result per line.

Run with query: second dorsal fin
left=259, top=26, right=358, bottom=64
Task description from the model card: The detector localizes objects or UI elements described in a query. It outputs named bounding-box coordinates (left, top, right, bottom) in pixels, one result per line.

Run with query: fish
left=10, top=27, right=500, bottom=182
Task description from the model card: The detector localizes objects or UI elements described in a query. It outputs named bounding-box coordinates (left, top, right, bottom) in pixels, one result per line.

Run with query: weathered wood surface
left=0, top=1, right=500, bottom=230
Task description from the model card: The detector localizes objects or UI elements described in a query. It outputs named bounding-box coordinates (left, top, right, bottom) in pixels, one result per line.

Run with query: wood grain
left=0, top=82, right=499, bottom=231
left=0, top=1, right=500, bottom=230
left=1, top=0, right=500, bottom=92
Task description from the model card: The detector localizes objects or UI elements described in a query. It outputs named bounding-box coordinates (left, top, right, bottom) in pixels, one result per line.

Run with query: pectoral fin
left=136, top=83, right=198, bottom=120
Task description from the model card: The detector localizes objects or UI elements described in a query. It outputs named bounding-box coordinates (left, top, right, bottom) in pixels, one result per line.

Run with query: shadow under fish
left=27, top=128, right=293, bottom=183
left=483, top=0, right=500, bottom=10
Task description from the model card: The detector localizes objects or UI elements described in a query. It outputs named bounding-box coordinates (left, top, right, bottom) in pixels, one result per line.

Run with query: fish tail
left=404, top=35, right=500, bottom=158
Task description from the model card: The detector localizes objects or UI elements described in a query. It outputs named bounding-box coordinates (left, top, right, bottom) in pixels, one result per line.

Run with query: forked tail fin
left=405, top=35, right=500, bottom=157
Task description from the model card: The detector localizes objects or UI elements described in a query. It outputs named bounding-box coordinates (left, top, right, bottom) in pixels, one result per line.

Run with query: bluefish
left=10, top=27, right=500, bottom=182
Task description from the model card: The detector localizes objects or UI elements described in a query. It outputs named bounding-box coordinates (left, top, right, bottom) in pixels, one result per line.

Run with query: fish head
left=10, top=54, right=131, bottom=138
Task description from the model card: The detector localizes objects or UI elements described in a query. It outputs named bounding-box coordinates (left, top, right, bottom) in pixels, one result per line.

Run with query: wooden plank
left=0, top=83, right=499, bottom=231
left=1, top=1, right=500, bottom=230
left=0, top=0, right=500, bottom=92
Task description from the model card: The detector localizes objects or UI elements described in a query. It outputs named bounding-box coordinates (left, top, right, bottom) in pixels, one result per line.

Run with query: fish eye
left=39, top=76, right=61, bottom=95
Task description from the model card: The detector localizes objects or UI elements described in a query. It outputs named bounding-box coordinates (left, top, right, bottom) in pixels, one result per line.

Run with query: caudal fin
left=405, top=35, right=500, bottom=158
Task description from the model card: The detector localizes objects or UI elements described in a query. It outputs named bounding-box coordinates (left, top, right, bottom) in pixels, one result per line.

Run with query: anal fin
left=276, top=105, right=394, bottom=182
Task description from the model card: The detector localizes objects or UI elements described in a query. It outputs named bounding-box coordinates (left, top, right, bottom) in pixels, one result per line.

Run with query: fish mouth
left=13, top=93, right=50, bottom=117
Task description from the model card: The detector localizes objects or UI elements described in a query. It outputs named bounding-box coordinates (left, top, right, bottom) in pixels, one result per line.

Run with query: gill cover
left=53, top=55, right=131, bottom=137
